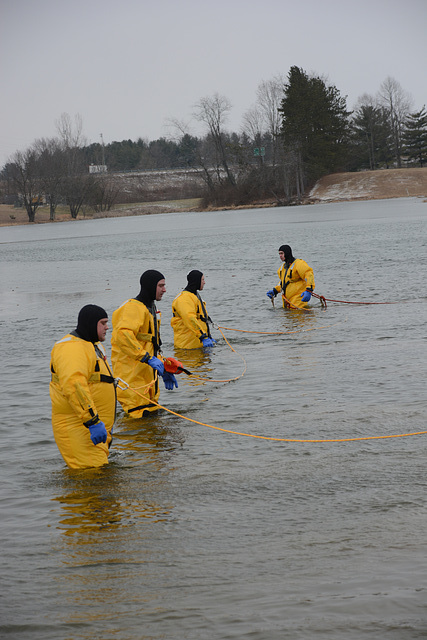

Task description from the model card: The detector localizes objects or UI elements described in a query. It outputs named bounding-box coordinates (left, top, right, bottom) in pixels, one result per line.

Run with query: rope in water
left=116, top=304, right=420, bottom=442
left=270, top=292, right=402, bottom=310
left=188, top=326, right=247, bottom=383
left=216, top=318, right=346, bottom=335
left=312, top=291, right=401, bottom=308
left=190, top=319, right=346, bottom=379
left=117, top=380, right=427, bottom=442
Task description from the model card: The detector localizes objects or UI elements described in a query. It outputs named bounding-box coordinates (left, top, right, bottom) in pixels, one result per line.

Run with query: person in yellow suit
left=171, top=270, right=216, bottom=349
left=111, top=270, right=178, bottom=418
left=50, top=304, right=116, bottom=470
left=267, top=244, right=315, bottom=309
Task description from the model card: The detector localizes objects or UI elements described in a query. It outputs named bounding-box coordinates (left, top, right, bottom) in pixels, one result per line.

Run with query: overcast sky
left=1, top=0, right=426, bottom=168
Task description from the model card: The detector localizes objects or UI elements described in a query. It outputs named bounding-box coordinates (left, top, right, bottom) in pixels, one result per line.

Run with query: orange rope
left=130, top=380, right=156, bottom=392
left=190, top=326, right=247, bottom=383
left=216, top=318, right=346, bottom=335
left=282, top=294, right=313, bottom=311
left=312, top=292, right=400, bottom=306
left=116, top=315, right=421, bottom=443
left=118, top=380, right=426, bottom=443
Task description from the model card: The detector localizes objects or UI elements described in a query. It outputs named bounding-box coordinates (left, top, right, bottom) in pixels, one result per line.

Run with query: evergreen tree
left=351, top=104, right=393, bottom=170
left=279, top=66, right=351, bottom=191
left=177, top=134, right=199, bottom=167
left=148, top=138, right=181, bottom=168
left=104, top=140, right=144, bottom=171
left=403, top=106, right=427, bottom=167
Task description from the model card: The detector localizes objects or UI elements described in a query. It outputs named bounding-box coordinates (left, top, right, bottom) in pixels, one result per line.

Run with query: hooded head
left=279, top=244, right=295, bottom=264
left=185, top=269, right=203, bottom=294
left=76, top=304, right=108, bottom=343
left=135, top=269, right=165, bottom=306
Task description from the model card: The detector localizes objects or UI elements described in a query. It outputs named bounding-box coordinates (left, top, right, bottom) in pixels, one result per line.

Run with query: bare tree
left=8, top=148, right=42, bottom=222
left=242, top=75, right=303, bottom=203
left=55, top=112, right=88, bottom=176
left=193, top=93, right=236, bottom=186
left=55, top=113, right=89, bottom=217
left=241, top=105, right=264, bottom=146
left=164, top=117, right=193, bottom=142
left=33, top=137, right=65, bottom=220
left=55, top=113, right=86, bottom=151
left=378, top=77, right=413, bottom=167
left=256, top=75, right=285, bottom=164
left=86, top=175, right=121, bottom=212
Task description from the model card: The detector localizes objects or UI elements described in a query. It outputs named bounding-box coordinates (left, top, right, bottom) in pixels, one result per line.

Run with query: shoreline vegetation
left=1, top=167, right=426, bottom=228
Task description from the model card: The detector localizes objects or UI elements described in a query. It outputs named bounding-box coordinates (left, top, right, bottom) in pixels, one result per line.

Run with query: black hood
left=75, top=304, right=108, bottom=343
left=279, top=244, right=295, bottom=264
left=185, top=270, right=203, bottom=294
left=135, top=269, right=165, bottom=306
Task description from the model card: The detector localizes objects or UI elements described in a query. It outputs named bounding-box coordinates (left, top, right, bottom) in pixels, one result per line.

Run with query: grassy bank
left=0, top=198, right=203, bottom=227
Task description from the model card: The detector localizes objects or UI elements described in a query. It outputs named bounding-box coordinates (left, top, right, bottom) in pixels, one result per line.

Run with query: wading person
left=49, top=304, right=116, bottom=469
left=111, top=270, right=178, bottom=418
left=267, top=244, right=315, bottom=309
left=171, top=270, right=216, bottom=349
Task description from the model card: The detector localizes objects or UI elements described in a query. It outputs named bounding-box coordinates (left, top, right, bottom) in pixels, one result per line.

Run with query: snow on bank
left=308, top=168, right=427, bottom=203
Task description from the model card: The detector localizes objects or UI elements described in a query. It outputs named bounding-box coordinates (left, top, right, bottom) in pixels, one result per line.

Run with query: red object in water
left=163, top=357, right=192, bottom=375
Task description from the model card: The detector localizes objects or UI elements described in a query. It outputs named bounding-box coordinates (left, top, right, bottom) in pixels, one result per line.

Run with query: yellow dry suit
left=274, top=258, right=315, bottom=309
left=111, top=298, right=162, bottom=417
left=171, top=290, right=212, bottom=349
left=50, top=334, right=116, bottom=469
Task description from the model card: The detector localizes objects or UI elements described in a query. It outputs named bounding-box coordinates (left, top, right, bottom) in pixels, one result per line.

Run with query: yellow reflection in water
left=53, top=466, right=173, bottom=541
left=173, top=347, right=214, bottom=387
left=52, top=414, right=182, bottom=542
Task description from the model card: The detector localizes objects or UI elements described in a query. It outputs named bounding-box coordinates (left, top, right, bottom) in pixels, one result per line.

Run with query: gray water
left=0, top=197, right=426, bottom=640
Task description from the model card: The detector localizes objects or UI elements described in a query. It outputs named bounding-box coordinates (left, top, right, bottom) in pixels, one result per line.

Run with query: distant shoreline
left=1, top=167, right=426, bottom=227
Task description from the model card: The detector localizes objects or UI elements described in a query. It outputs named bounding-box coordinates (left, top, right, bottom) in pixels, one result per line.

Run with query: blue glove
left=88, top=421, right=107, bottom=445
left=301, top=290, right=312, bottom=302
left=163, top=371, right=178, bottom=390
left=202, top=337, right=216, bottom=347
left=266, top=289, right=277, bottom=299
left=147, top=356, right=165, bottom=376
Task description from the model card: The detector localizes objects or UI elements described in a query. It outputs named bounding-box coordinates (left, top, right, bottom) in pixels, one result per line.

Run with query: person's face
left=97, top=318, right=109, bottom=342
left=279, top=251, right=285, bottom=262
left=156, top=279, right=166, bottom=301
left=200, top=275, right=206, bottom=291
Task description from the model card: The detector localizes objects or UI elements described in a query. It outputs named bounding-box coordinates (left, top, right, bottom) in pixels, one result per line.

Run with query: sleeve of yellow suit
left=274, top=266, right=283, bottom=294
left=295, top=259, right=315, bottom=290
left=52, top=339, right=100, bottom=425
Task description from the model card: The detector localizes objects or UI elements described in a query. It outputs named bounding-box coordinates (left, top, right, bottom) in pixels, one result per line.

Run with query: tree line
left=1, top=67, right=426, bottom=222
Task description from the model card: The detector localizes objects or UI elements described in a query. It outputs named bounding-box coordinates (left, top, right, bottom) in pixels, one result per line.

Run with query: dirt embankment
left=306, top=167, right=427, bottom=203
left=1, top=168, right=426, bottom=227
